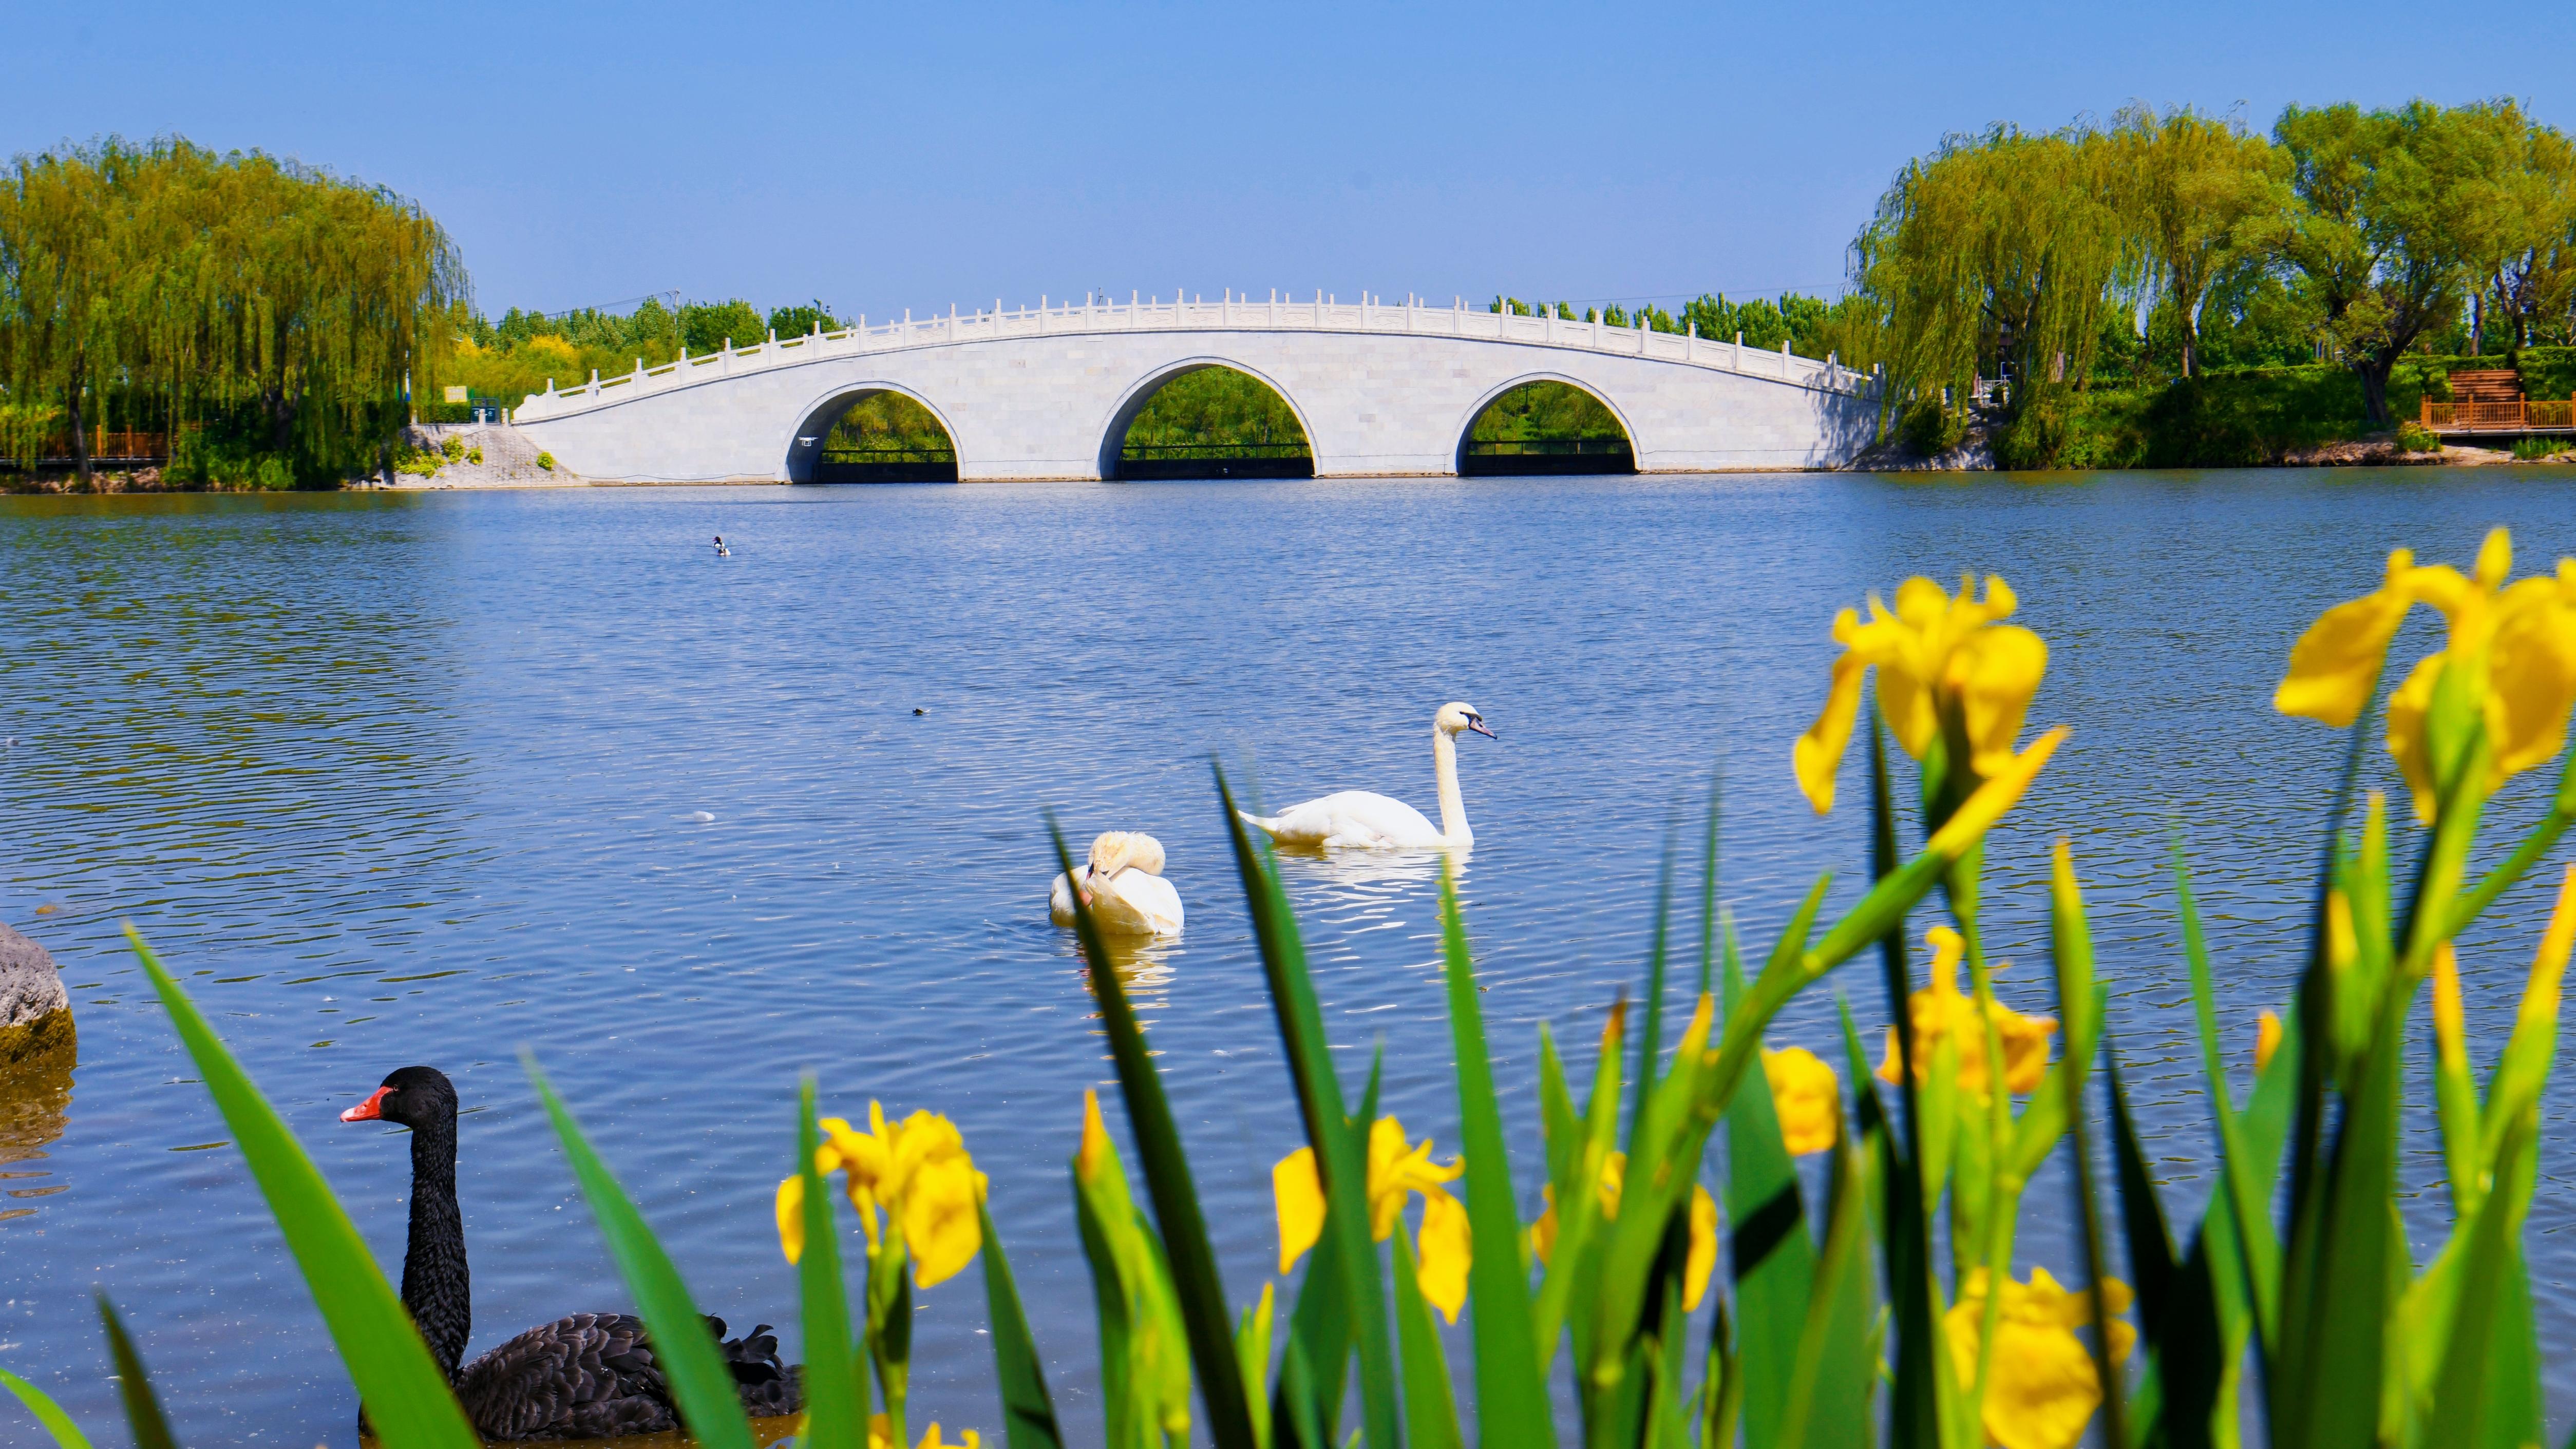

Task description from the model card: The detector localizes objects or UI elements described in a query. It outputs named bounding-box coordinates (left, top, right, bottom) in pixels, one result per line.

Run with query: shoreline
left=8, top=448, right=2573, bottom=498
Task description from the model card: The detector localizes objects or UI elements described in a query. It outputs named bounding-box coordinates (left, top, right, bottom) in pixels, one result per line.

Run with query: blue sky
left=10, top=2, right=2570, bottom=322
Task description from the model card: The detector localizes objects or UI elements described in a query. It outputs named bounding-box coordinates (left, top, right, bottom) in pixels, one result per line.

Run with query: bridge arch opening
left=1099, top=363, right=1314, bottom=481
left=1457, top=378, right=1636, bottom=476
left=786, top=386, right=959, bottom=484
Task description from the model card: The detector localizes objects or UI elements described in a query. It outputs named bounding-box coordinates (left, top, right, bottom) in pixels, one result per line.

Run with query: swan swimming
left=1050, top=831, right=1185, bottom=937
left=1241, top=702, right=1493, bottom=850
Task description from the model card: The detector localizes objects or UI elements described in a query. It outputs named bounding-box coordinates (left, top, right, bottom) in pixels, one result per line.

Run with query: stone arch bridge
left=508, top=293, right=1883, bottom=482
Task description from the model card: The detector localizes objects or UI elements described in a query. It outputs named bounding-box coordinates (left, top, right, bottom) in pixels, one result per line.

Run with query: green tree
left=679, top=298, right=764, bottom=353
left=0, top=136, right=461, bottom=485
left=2118, top=105, right=2291, bottom=377
left=1855, top=123, right=2141, bottom=464
left=2274, top=100, right=2498, bottom=423
left=2455, top=104, right=2576, bottom=352
left=768, top=299, right=841, bottom=338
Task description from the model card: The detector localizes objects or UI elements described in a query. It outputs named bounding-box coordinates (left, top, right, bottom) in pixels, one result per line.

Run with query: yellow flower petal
left=1924, top=727, right=2068, bottom=859
left=1529, top=1185, right=1558, bottom=1266
left=1762, top=1045, right=1842, bottom=1156
left=2274, top=549, right=2418, bottom=727
left=2484, top=585, right=2576, bottom=781
left=1415, top=1187, right=1472, bottom=1324
left=2255, top=1010, right=2284, bottom=1076
left=1076, top=1090, right=1112, bottom=1185
left=1794, top=633, right=1870, bottom=815
left=1947, top=623, right=2049, bottom=778
left=2384, top=652, right=2446, bottom=824
left=1944, top=1268, right=2134, bottom=1449
left=904, top=1150, right=985, bottom=1288
left=2432, top=947, right=2467, bottom=1074
left=1273, top=1146, right=1324, bottom=1274
left=1683, top=1184, right=1718, bottom=1312
left=776, top=1174, right=806, bottom=1265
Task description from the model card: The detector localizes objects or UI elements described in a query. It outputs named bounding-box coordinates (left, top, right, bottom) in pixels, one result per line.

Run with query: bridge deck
left=514, top=293, right=1875, bottom=424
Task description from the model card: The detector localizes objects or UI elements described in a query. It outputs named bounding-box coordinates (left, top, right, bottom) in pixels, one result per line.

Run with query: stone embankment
left=381, top=422, right=566, bottom=489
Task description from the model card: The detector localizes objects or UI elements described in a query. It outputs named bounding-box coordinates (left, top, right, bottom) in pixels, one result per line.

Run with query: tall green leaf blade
left=1633, top=828, right=1678, bottom=1149
left=125, top=927, right=478, bottom=1449
left=2276, top=1008, right=2401, bottom=1449
left=523, top=1056, right=760, bottom=1449
left=1075, top=812, right=1263, bottom=1449
left=1721, top=940, right=1813, bottom=1449
left=1775, top=1127, right=1878, bottom=1449
left=1389, top=1229, right=1467, bottom=1449
left=797, top=1080, right=868, bottom=1449
left=2172, top=850, right=2282, bottom=1356
left=1864, top=716, right=1946, bottom=1449
left=97, top=1297, right=177, bottom=1449
left=1437, top=868, right=1555, bottom=1449
left=2104, top=1051, right=2178, bottom=1340
left=0, top=1369, right=93, bottom=1449
left=979, top=1203, right=1066, bottom=1449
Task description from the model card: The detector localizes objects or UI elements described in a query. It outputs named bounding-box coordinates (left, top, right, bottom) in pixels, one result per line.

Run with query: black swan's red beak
left=341, top=1086, right=393, bottom=1122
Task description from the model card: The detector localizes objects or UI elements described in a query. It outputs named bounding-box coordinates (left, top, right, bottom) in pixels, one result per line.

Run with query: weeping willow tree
left=0, top=136, right=464, bottom=485
left=1855, top=124, right=2143, bottom=466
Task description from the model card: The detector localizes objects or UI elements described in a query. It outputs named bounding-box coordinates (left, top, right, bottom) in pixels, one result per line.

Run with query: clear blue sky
left=10, top=2, right=2569, bottom=322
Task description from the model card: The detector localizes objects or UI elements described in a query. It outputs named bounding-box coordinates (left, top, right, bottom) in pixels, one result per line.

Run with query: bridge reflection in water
left=1459, top=437, right=1635, bottom=476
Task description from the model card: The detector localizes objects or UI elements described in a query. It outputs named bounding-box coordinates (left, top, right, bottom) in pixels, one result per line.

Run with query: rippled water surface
left=6, top=470, right=2576, bottom=1443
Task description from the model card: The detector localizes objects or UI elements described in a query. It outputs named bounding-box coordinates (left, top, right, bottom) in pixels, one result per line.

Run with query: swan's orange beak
left=1465, top=716, right=1495, bottom=739
left=341, top=1086, right=393, bottom=1122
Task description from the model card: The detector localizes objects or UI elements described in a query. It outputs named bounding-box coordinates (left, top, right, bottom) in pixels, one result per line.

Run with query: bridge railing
left=514, top=292, right=1881, bottom=421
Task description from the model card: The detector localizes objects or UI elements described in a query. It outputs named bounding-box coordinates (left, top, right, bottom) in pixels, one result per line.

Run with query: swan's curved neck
left=403, top=1117, right=471, bottom=1382
left=1432, top=728, right=1471, bottom=847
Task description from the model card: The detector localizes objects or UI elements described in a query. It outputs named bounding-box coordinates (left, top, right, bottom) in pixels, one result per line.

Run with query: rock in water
left=1, top=922, right=72, bottom=1070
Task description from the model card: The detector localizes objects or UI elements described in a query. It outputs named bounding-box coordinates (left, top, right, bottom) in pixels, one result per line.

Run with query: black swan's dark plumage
left=346, top=1065, right=804, bottom=1439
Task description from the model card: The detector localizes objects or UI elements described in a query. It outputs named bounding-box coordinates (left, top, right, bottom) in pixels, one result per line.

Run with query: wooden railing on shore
left=2420, top=398, right=2576, bottom=433
left=0, top=430, right=170, bottom=466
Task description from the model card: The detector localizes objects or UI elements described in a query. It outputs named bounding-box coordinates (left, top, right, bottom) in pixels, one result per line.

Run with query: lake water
left=4, top=469, right=2575, bottom=1445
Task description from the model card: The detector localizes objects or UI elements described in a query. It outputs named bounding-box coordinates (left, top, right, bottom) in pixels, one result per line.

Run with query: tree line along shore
left=6, top=98, right=2574, bottom=488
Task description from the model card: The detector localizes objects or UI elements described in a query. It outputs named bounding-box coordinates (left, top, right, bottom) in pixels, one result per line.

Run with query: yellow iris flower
left=1762, top=1046, right=1842, bottom=1156
left=2275, top=528, right=2576, bottom=822
left=869, top=1416, right=979, bottom=1449
left=1528, top=1150, right=1720, bottom=1312
left=1877, top=926, right=2057, bottom=1099
left=1273, top=1117, right=1473, bottom=1322
left=1795, top=573, right=2051, bottom=814
left=1945, top=1267, right=2135, bottom=1449
left=775, top=1101, right=989, bottom=1288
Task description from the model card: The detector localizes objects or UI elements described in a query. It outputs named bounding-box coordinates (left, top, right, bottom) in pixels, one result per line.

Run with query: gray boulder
left=1, top=922, right=71, bottom=1066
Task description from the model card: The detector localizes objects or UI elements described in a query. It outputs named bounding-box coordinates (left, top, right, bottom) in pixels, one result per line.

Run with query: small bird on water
left=712, top=535, right=731, bottom=557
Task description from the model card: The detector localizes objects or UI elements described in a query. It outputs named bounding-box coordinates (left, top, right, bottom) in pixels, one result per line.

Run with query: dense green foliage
left=0, top=136, right=463, bottom=485
left=1487, top=292, right=1873, bottom=364
left=1465, top=381, right=1624, bottom=442
left=1857, top=98, right=2576, bottom=464
left=822, top=391, right=955, bottom=456
left=443, top=297, right=845, bottom=417
left=1119, top=367, right=1309, bottom=455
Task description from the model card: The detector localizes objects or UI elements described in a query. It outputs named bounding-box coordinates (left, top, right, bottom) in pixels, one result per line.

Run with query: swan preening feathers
left=343, top=1066, right=803, bottom=1439
left=1050, top=830, right=1186, bottom=936
left=1242, top=701, right=1493, bottom=850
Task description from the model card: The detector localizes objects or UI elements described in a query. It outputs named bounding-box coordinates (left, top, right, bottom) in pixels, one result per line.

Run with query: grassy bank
left=2015, top=348, right=2576, bottom=468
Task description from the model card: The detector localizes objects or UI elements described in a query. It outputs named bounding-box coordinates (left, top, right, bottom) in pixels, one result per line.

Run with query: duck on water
left=342, top=1065, right=803, bottom=1438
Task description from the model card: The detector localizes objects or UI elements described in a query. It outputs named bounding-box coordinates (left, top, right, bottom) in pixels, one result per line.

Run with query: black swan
left=342, top=1065, right=803, bottom=1438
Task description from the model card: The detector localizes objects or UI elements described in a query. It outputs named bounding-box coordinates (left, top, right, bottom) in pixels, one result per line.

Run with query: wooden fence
left=2419, top=398, right=2576, bottom=433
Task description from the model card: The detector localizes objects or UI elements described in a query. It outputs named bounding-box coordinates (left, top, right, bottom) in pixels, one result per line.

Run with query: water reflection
left=0, top=1011, right=75, bottom=1219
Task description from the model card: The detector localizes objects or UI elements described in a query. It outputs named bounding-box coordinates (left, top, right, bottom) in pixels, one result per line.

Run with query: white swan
left=1050, top=831, right=1185, bottom=937
left=1242, top=702, right=1493, bottom=849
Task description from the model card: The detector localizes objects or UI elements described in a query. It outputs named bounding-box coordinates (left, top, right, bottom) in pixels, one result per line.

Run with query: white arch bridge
left=508, top=293, right=1884, bottom=482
